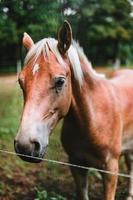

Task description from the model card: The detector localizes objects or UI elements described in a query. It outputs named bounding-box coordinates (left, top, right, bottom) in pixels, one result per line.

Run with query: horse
left=14, top=21, right=133, bottom=200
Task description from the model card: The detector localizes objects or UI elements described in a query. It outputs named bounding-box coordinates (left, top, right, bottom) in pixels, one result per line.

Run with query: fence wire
left=0, top=148, right=132, bottom=179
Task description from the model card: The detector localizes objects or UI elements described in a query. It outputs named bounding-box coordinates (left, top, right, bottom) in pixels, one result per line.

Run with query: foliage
left=0, top=0, right=61, bottom=68
left=64, top=0, right=133, bottom=65
left=35, top=187, right=67, bottom=200
left=0, top=0, right=133, bottom=67
left=0, top=0, right=61, bottom=44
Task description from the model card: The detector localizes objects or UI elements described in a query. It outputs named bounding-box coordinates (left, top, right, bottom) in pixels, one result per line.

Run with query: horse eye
left=55, top=77, right=65, bottom=91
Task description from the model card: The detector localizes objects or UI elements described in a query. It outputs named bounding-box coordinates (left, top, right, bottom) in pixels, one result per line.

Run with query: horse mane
left=25, top=38, right=103, bottom=85
left=72, top=40, right=92, bottom=69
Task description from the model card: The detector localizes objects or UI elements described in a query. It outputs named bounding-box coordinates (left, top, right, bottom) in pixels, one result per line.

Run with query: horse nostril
left=14, top=140, right=18, bottom=152
left=14, top=140, right=16, bottom=146
left=14, top=140, right=21, bottom=153
left=31, top=140, right=41, bottom=153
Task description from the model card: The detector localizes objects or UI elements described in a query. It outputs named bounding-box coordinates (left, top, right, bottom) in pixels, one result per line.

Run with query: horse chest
left=61, top=125, right=108, bottom=168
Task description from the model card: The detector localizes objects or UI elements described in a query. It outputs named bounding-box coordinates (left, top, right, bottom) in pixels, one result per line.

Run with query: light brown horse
left=14, top=21, right=133, bottom=200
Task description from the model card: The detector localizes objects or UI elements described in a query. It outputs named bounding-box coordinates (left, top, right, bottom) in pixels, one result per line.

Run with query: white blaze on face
left=33, top=64, right=40, bottom=75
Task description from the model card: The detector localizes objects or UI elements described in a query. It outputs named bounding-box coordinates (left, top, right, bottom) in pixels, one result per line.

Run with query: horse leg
left=102, top=158, right=118, bottom=200
left=69, top=158, right=89, bottom=200
left=125, top=152, right=133, bottom=200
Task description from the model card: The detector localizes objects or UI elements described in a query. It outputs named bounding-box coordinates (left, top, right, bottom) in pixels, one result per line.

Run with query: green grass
left=0, top=82, right=24, bottom=154
left=35, top=187, right=67, bottom=200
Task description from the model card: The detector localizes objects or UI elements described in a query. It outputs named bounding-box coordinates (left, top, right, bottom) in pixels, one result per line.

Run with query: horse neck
left=68, top=59, right=100, bottom=128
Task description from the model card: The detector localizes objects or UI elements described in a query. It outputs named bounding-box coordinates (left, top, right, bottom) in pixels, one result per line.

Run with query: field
left=0, top=70, right=130, bottom=200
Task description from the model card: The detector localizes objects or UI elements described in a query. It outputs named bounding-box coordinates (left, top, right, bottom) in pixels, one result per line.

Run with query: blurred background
left=0, top=0, right=133, bottom=72
left=0, top=0, right=133, bottom=199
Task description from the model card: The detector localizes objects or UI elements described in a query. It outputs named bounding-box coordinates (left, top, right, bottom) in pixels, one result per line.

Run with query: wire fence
left=0, top=148, right=132, bottom=179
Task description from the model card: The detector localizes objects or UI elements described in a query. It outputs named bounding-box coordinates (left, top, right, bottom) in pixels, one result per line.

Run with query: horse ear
left=58, top=20, right=72, bottom=55
left=23, top=32, right=34, bottom=50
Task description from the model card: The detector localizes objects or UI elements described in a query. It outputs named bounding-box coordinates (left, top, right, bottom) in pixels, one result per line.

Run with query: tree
left=0, top=0, right=61, bottom=68
left=0, top=0, right=133, bottom=69
left=75, top=0, right=133, bottom=65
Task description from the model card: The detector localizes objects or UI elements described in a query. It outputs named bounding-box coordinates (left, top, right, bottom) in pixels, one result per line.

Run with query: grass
left=35, top=187, right=67, bottom=200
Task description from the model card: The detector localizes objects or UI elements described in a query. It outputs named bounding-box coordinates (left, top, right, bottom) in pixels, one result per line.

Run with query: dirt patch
left=0, top=74, right=17, bottom=85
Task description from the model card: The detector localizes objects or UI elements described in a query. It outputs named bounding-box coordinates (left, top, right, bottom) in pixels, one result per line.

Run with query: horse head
left=14, top=21, right=74, bottom=162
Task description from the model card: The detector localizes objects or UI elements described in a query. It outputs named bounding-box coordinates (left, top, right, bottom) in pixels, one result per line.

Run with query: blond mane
left=25, top=38, right=105, bottom=85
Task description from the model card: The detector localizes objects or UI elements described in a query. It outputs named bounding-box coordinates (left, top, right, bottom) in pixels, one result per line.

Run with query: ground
left=0, top=69, right=130, bottom=199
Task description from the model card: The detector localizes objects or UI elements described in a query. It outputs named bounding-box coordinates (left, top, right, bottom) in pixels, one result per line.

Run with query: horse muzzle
left=14, top=138, right=47, bottom=163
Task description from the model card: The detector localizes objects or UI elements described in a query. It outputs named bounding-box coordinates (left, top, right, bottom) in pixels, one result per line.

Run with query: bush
left=35, top=187, right=67, bottom=200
